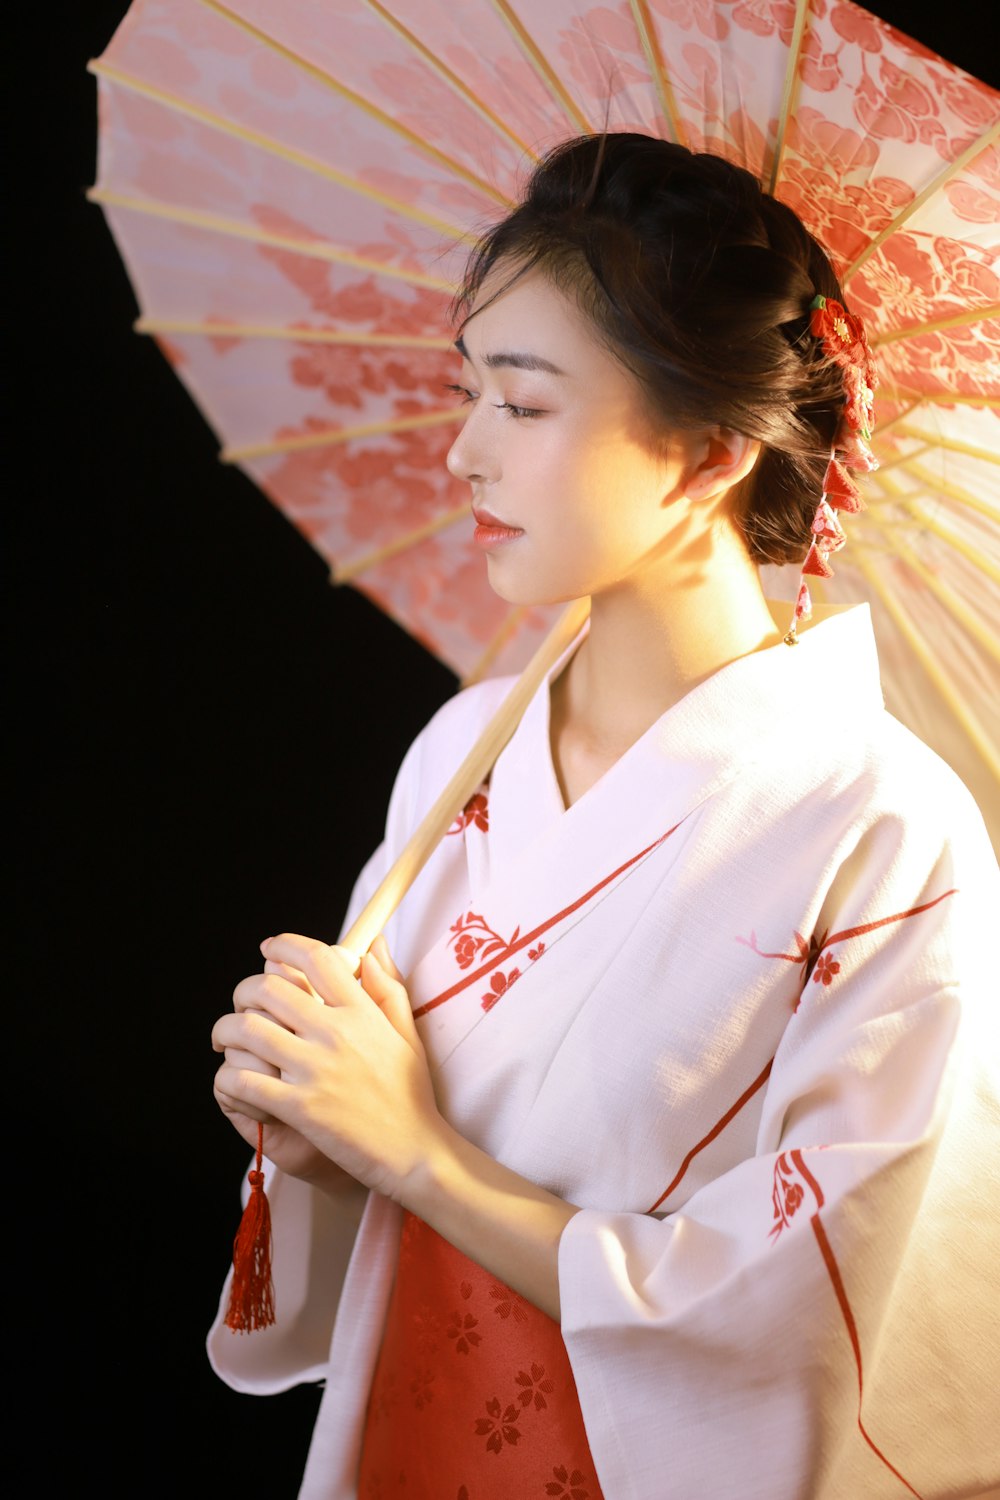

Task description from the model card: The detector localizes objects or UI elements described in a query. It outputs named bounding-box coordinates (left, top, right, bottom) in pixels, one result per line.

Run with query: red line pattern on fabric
left=790, top=1148, right=825, bottom=1210
left=736, top=888, right=958, bottom=970
left=811, top=1215, right=925, bottom=1499
left=821, top=888, right=957, bottom=950
left=412, top=824, right=680, bottom=1019
left=644, top=1058, right=774, bottom=1214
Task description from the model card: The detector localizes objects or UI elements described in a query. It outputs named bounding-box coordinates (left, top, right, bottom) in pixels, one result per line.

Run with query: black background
left=13, top=5, right=995, bottom=1493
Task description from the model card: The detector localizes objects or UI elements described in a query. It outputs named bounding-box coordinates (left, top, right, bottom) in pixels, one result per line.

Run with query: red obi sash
left=358, top=1211, right=605, bottom=1499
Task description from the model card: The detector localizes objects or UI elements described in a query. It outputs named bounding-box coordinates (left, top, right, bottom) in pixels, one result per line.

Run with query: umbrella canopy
left=88, top=0, right=1000, bottom=843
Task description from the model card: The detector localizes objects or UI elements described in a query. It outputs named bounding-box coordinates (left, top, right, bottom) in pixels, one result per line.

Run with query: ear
left=680, top=427, right=761, bottom=502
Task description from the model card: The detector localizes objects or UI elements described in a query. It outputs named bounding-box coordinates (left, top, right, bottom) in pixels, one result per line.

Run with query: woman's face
left=445, top=263, right=700, bottom=607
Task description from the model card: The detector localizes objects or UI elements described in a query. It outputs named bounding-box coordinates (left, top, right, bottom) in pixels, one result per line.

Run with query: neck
left=556, top=527, right=782, bottom=754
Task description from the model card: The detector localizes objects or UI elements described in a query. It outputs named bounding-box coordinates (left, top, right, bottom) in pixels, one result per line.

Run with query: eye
left=443, top=381, right=475, bottom=406
left=499, top=401, right=543, bottom=420
left=443, top=384, right=542, bottom=420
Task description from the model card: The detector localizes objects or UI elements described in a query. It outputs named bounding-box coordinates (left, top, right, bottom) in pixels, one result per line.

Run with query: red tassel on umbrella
left=224, top=1123, right=276, bottom=1333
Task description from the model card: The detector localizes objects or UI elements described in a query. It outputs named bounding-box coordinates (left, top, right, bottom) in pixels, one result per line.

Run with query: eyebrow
left=453, top=333, right=566, bottom=376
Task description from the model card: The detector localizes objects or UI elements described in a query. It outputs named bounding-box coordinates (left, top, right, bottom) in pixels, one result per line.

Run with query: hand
left=212, top=933, right=444, bottom=1201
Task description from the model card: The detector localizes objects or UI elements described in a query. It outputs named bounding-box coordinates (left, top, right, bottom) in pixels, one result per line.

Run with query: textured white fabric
left=208, top=604, right=1000, bottom=1499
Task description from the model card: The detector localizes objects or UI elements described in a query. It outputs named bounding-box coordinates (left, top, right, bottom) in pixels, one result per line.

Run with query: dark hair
left=449, top=133, right=854, bottom=566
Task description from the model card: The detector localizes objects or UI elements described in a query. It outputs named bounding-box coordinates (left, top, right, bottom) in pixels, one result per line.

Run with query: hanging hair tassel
left=822, top=457, right=863, bottom=513
left=224, top=1123, right=276, bottom=1333
left=784, top=296, right=878, bottom=646
left=795, top=581, right=813, bottom=621
left=802, top=540, right=835, bottom=579
left=811, top=499, right=846, bottom=549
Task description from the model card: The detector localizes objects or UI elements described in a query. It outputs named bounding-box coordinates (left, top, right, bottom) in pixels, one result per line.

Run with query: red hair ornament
left=784, top=295, right=879, bottom=645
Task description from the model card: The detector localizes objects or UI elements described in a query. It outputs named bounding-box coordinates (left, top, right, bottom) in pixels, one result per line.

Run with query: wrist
left=398, top=1120, right=579, bottom=1321
left=401, top=1113, right=469, bottom=1216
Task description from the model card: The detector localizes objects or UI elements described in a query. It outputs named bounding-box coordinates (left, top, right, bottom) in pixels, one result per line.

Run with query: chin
left=485, top=571, right=584, bottom=610
left=483, top=551, right=591, bottom=610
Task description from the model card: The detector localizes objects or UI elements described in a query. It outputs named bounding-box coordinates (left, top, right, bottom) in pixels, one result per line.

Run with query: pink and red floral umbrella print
left=90, top=0, right=999, bottom=843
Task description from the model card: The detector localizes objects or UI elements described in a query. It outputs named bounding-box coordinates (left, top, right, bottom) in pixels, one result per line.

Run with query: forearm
left=401, top=1118, right=580, bottom=1321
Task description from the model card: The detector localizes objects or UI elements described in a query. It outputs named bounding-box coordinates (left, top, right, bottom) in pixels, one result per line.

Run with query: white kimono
left=209, top=604, right=1000, bottom=1500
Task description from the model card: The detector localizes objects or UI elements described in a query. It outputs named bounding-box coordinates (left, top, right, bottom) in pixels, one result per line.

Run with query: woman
left=208, top=135, right=1000, bottom=1499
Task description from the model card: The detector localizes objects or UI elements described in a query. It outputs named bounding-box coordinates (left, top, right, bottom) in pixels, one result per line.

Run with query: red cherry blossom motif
left=447, top=911, right=513, bottom=970
left=488, top=1283, right=529, bottom=1322
left=481, top=967, right=521, bottom=1011
left=514, top=1362, right=555, bottom=1411
left=446, top=1309, right=481, bottom=1355
left=813, top=951, right=841, bottom=986
left=546, top=1466, right=591, bottom=1499
left=453, top=932, right=479, bottom=969
left=448, top=790, right=490, bottom=835
left=474, top=1396, right=522, bottom=1454
left=409, top=1368, right=435, bottom=1410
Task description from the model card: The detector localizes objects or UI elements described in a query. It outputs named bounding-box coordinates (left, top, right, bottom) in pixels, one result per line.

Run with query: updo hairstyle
left=449, top=133, right=853, bottom=567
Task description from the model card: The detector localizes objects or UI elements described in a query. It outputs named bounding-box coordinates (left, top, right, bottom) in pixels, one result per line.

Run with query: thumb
left=370, top=933, right=404, bottom=982
left=361, top=941, right=417, bottom=1046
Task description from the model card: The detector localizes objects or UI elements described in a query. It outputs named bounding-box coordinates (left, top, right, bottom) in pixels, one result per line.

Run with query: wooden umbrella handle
left=340, top=598, right=590, bottom=965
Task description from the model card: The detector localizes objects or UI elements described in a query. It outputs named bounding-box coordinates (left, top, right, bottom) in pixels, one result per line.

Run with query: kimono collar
left=486, top=602, right=884, bottom=882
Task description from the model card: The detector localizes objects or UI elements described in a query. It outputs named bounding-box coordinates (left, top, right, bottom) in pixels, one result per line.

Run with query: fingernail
left=259, top=937, right=272, bottom=953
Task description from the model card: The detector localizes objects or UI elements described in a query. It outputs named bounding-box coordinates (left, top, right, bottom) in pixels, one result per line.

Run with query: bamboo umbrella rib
left=486, top=0, right=594, bottom=135
left=462, top=606, right=532, bottom=688
left=767, top=0, right=811, bottom=195
left=135, top=318, right=452, bottom=349
left=360, top=0, right=541, bottom=163
left=331, top=505, right=470, bottom=584
left=869, top=443, right=933, bottom=476
left=628, top=0, right=687, bottom=147
left=340, top=599, right=591, bottom=962
left=86, top=189, right=457, bottom=289
left=871, top=401, right=924, bottom=442
left=866, top=468, right=1000, bottom=585
left=191, top=0, right=512, bottom=208
left=900, top=499, right=1000, bottom=587
left=844, top=118, right=1000, bottom=283
left=892, top=426, right=1000, bottom=467
left=876, top=389, right=1000, bottom=411
left=856, top=517, right=1000, bottom=664
left=903, top=459, right=1000, bottom=524
left=870, top=303, right=1000, bottom=348
left=87, top=59, right=468, bottom=242
left=222, top=408, right=462, bottom=462
left=848, top=549, right=1000, bottom=787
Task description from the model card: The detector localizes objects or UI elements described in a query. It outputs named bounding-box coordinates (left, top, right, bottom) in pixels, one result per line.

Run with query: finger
left=233, top=970, right=318, bottom=1024
left=213, top=1080, right=279, bottom=1128
left=223, top=1046, right=279, bottom=1079
left=261, top=934, right=363, bottom=1008
left=264, top=957, right=321, bottom=1001
left=360, top=948, right=417, bottom=1046
left=212, top=1011, right=302, bottom=1073
left=370, top=934, right=405, bottom=983
left=214, top=1059, right=290, bottom=1121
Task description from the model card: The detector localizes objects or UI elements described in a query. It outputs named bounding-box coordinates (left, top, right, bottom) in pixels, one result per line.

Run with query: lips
left=473, top=504, right=517, bottom=529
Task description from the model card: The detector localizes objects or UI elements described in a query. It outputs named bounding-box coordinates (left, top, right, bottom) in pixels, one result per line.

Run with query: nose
left=445, top=404, right=495, bottom=486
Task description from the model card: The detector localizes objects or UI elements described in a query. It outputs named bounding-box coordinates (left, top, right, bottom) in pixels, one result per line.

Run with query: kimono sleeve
left=557, top=782, right=1000, bottom=1500
left=206, top=728, right=427, bottom=1395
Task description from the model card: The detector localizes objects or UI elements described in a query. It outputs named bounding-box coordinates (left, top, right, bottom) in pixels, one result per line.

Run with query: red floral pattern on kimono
left=448, top=789, right=490, bottom=836
left=358, top=1213, right=604, bottom=1498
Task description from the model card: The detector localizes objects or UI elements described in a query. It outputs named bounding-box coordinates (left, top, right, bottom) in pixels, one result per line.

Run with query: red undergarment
left=358, top=1210, right=604, bottom=1499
